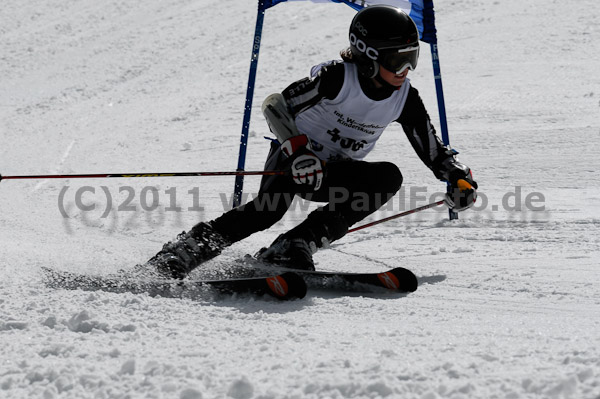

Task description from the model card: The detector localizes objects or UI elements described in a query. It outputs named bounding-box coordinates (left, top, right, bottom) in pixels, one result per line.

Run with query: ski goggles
left=379, top=45, right=420, bottom=75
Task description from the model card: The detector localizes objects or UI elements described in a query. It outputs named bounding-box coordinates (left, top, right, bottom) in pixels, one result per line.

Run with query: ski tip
left=387, top=267, right=418, bottom=293
left=265, top=272, right=307, bottom=300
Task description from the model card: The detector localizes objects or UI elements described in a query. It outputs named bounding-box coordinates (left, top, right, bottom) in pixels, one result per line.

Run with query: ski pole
left=0, top=170, right=286, bottom=182
left=348, top=200, right=446, bottom=233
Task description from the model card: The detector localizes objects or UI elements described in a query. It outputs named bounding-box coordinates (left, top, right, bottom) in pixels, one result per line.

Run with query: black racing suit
left=212, top=61, right=449, bottom=244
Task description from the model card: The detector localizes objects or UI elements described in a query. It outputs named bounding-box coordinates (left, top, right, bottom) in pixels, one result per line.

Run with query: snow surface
left=1, top=0, right=600, bottom=398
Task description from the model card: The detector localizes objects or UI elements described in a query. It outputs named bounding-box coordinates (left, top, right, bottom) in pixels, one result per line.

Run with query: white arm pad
left=261, top=93, right=301, bottom=143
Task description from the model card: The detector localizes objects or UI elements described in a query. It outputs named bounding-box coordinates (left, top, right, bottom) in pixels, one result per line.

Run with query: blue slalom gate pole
left=233, top=1, right=267, bottom=208
left=430, top=43, right=449, bottom=146
left=430, top=42, right=458, bottom=220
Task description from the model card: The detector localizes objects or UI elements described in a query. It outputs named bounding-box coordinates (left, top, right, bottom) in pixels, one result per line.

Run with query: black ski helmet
left=349, top=5, right=420, bottom=78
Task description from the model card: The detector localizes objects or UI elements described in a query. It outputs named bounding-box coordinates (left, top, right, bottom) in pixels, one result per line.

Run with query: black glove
left=434, top=149, right=478, bottom=212
left=445, top=173, right=478, bottom=212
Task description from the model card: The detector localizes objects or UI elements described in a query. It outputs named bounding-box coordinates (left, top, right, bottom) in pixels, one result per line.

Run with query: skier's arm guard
left=261, top=93, right=301, bottom=143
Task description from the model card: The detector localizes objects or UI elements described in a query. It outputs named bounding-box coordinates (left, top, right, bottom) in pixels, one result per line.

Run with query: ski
left=296, top=267, right=418, bottom=293
left=42, top=267, right=307, bottom=301
left=238, top=258, right=418, bottom=293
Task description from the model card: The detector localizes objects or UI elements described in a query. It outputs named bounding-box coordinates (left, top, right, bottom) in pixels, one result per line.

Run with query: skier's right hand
left=281, top=135, right=324, bottom=191
left=290, top=151, right=324, bottom=191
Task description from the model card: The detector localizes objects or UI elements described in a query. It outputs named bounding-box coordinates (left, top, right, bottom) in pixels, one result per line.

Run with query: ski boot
left=256, top=235, right=318, bottom=271
left=146, top=222, right=231, bottom=279
left=256, top=210, right=349, bottom=271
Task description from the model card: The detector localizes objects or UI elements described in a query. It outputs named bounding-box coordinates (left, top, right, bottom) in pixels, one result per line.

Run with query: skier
left=146, top=5, right=478, bottom=278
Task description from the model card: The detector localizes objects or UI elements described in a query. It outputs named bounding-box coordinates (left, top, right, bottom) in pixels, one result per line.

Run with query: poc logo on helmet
left=354, top=21, right=368, bottom=36
left=349, top=32, right=379, bottom=60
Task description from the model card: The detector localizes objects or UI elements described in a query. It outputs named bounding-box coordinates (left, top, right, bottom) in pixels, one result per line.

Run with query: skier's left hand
left=445, top=166, right=478, bottom=212
left=433, top=148, right=478, bottom=212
